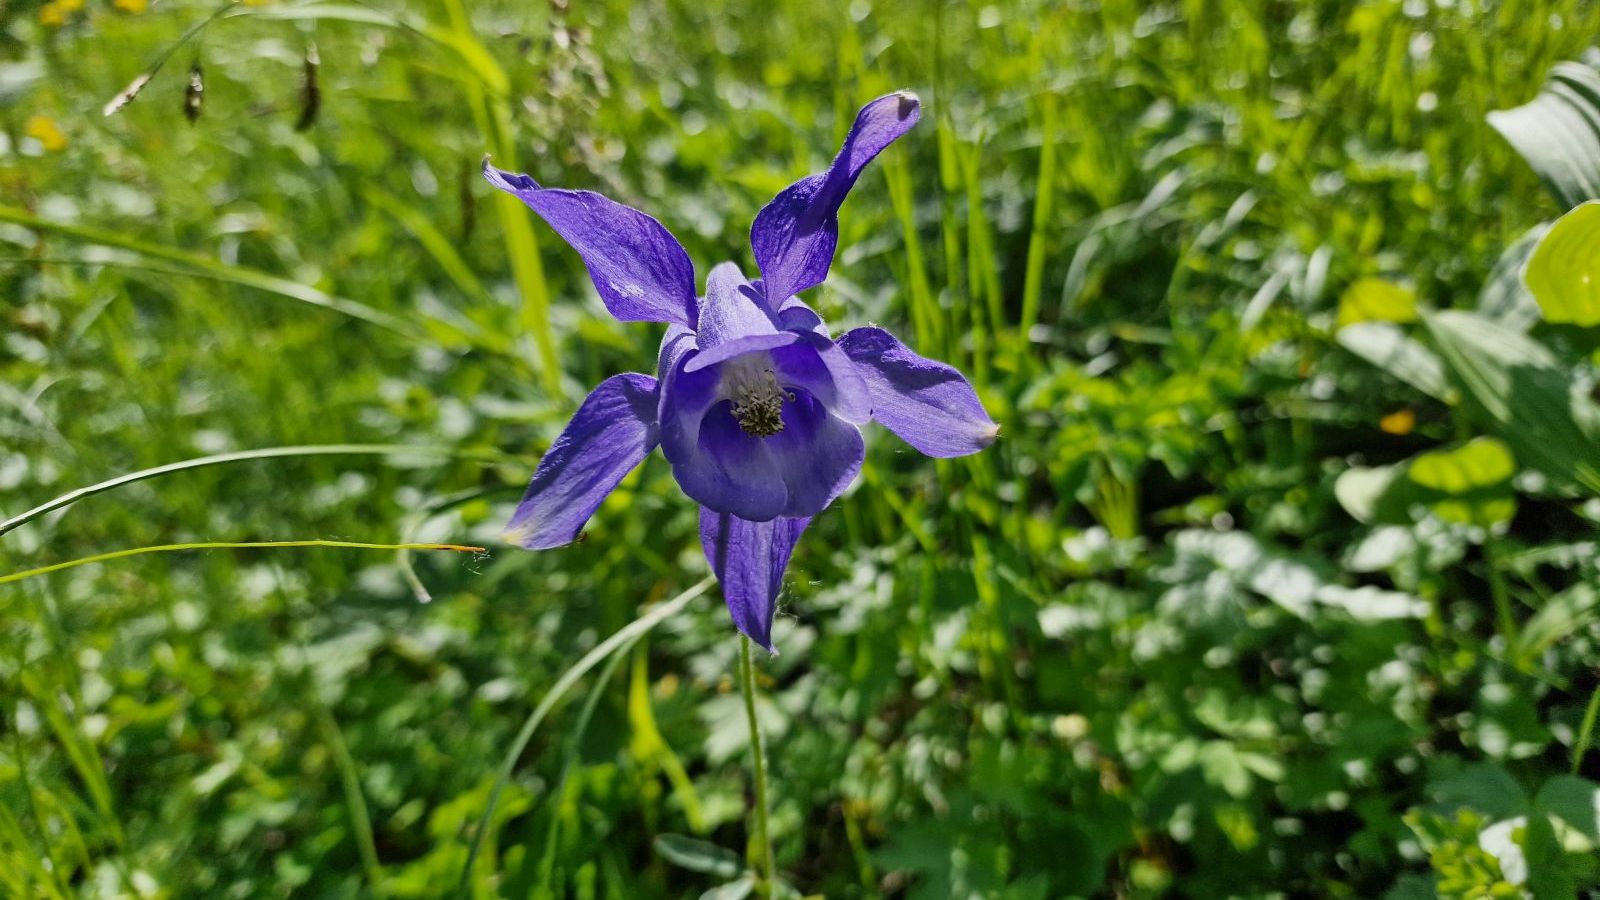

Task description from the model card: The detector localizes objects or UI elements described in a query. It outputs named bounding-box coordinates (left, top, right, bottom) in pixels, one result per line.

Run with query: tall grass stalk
left=438, top=0, right=561, bottom=395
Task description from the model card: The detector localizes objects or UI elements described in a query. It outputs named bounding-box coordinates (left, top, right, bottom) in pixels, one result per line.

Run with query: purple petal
left=763, top=389, right=865, bottom=515
left=771, top=336, right=872, bottom=424
left=700, top=508, right=811, bottom=652
left=837, top=326, right=998, bottom=458
left=669, top=388, right=863, bottom=520
left=484, top=161, right=697, bottom=327
left=673, top=399, right=790, bottom=521
left=503, top=373, right=660, bottom=549
left=658, top=345, right=722, bottom=467
left=684, top=332, right=801, bottom=374
left=775, top=296, right=828, bottom=335
left=696, top=261, right=780, bottom=349
left=657, top=324, right=697, bottom=383
left=750, top=92, right=921, bottom=306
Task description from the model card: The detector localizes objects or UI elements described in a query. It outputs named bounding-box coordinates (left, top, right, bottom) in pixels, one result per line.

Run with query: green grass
left=4, top=0, right=1600, bottom=897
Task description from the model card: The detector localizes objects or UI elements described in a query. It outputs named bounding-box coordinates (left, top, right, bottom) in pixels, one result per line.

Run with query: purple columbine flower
left=487, top=92, right=997, bottom=651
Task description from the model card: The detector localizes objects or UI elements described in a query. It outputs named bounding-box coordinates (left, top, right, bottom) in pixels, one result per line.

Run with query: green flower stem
left=740, top=634, right=777, bottom=896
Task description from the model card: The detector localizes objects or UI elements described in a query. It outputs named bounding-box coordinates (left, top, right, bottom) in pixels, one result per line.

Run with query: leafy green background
left=4, top=0, right=1600, bottom=897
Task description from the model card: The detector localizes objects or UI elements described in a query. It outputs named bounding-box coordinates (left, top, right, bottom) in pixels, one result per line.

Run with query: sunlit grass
left=5, top=0, right=1600, bottom=896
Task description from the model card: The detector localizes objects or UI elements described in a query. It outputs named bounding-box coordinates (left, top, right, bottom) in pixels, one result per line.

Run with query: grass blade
left=315, top=705, right=386, bottom=891
left=1, top=541, right=485, bottom=587
left=438, top=0, right=561, bottom=395
left=456, top=576, right=716, bottom=896
left=0, top=444, right=524, bottom=538
left=534, top=632, right=641, bottom=892
left=0, top=206, right=428, bottom=340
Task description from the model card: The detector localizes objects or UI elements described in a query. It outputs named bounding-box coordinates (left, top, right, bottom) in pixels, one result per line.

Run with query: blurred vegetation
left=4, top=0, right=1600, bottom=897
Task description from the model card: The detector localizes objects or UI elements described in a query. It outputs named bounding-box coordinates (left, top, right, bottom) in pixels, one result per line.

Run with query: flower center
left=725, top=360, right=793, bottom=438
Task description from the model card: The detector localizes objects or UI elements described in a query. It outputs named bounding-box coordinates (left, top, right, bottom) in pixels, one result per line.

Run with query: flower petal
left=657, top=324, right=697, bottom=382
left=763, top=389, right=865, bottom=515
left=837, top=326, right=998, bottom=457
left=659, top=336, right=720, bottom=460
left=775, top=296, right=827, bottom=335
left=670, top=387, right=862, bottom=520
left=484, top=161, right=697, bottom=327
left=684, top=332, right=801, bottom=373
left=749, top=92, right=921, bottom=305
left=696, top=261, right=780, bottom=350
left=770, top=336, right=872, bottom=424
left=673, top=399, right=790, bottom=521
left=503, top=373, right=660, bottom=549
left=700, top=507, right=811, bottom=652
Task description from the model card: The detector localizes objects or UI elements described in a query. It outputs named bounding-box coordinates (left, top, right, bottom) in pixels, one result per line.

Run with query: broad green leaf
left=1198, top=740, right=1253, bottom=799
left=1424, top=311, right=1600, bottom=494
left=1414, top=435, right=1510, bottom=490
left=1525, top=201, right=1600, bottom=326
left=1488, top=50, right=1600, bottom=208
left=1429, top=762, right=1527, bottom=820
left=654, top=834, right=744, bottom=878
left=1520, top=813, right=1580, bottom=900
left=1535, top=776, right=1600, bottom=843
left=1407, top=437, right=1517, bottom=527
left=1334, top=464, right=1410, bottom=524
left=1337, top=322, right=1451, bottom=401
left=1338, top=278, right=1417, bottom=329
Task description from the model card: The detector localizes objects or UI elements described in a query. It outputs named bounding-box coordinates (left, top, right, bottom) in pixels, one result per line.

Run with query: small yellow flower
left=25, top=115, right=68, bottom=153
left=38, top=2, right=66, bottom=25
left=58, top=0, right=84, bottom=10
left=112, top=0, right=148, bottom=12
left=1379, top=408, right=1415, bottom=436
